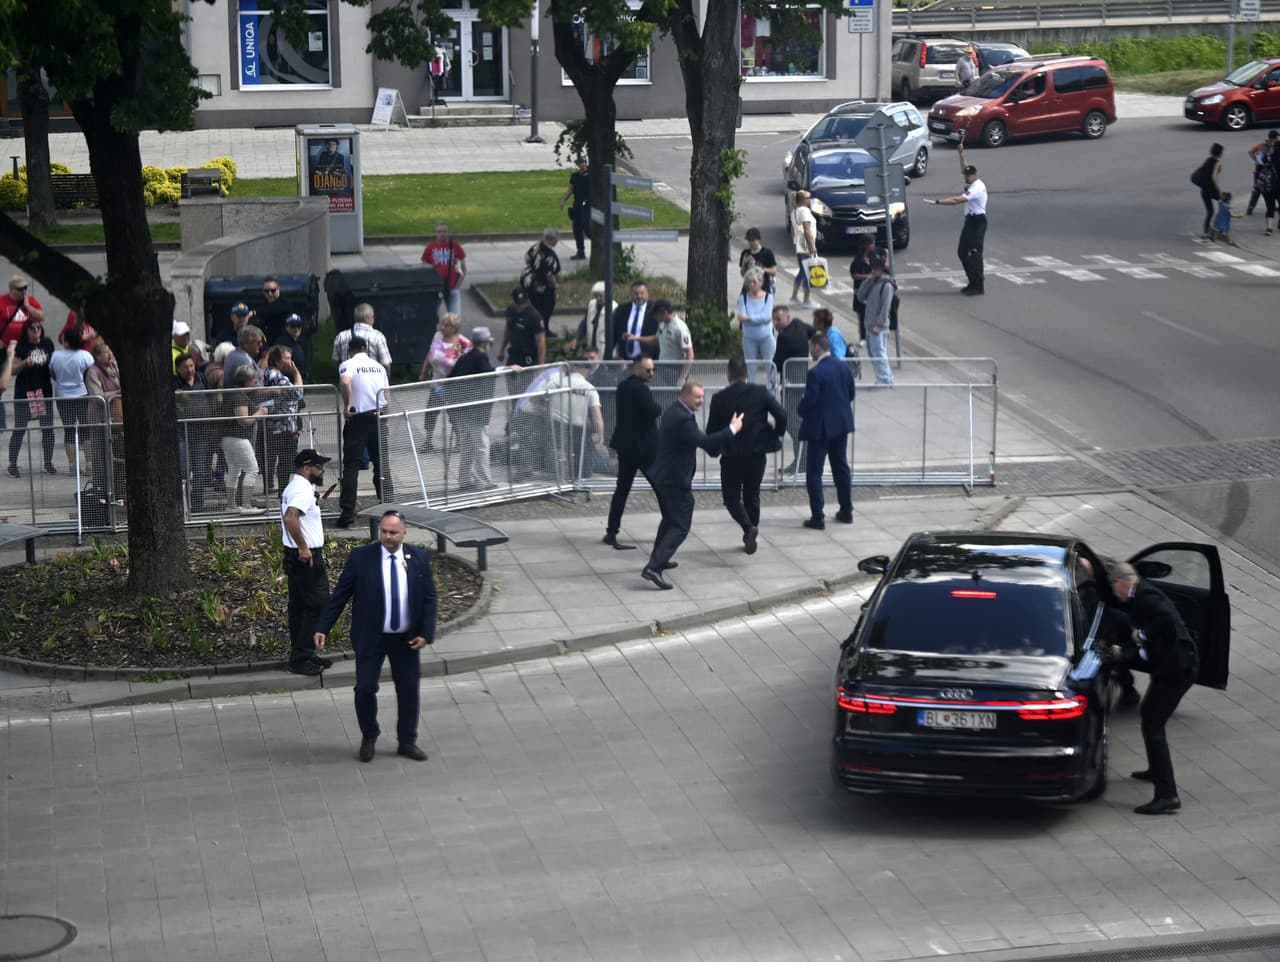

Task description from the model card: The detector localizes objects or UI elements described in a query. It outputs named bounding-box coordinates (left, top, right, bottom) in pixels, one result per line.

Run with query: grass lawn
left=31, top=221, right=180, bottom=246
left=1115, top=70, right=1220, bottom=97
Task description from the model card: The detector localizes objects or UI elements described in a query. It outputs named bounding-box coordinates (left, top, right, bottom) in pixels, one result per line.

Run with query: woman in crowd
left=262, top=345, right=305, bottom=494
left=83, top=339, right=122, bottom=513
left=7, top=317, right=57, bottom=477
left=222, top=363, right=269, bottom=515
left=735, top=266, right=776, bottom=374
left=566, top=281, right=614, bottom=358
left=416, top=312, right=471, bottom=452
left=49, top=326, right=95, bottom=474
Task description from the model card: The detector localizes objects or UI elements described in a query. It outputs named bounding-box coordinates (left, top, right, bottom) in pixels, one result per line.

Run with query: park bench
left=180, top=167, right=223, bottom=198
left=49, top=173, right=99, bottom=207
left=0, top=521, right=46, bottom=564
left=358, top=502, right=508, bottom=572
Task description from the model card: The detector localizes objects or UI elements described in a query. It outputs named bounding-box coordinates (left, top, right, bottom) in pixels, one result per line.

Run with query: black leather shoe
left=963, top=287, right=984, bottom=296
left=603, top=533, right=637, bottom=551
left=289, top=661, right=324, bottom=676
left=1130, top=769, right=1155, bottom=782
left=744, top=526, right=758, bottom=555
left=642, top=567, right=673, bottom=590
left=835, top=511, right=854, bottom=524
left=1118, top=687, right=1141, bottom=709
left=358, top=736, right=376, bottom=763
left=397, top=742, right=428, bottom=762
left=336, top=515, right=356, bottom=529
left=1134, top=796, right=1181, bottom=815
left=660, top=561, right=678, bottom=570
left=313, top=657, right=334, bottom=670
left=803, top=517, right=825, bottom=530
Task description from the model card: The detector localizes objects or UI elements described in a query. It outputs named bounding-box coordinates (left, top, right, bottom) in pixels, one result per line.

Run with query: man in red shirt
left=420, top=220, right=466, bottom=318
left=0, top=275, right=45, bottom=345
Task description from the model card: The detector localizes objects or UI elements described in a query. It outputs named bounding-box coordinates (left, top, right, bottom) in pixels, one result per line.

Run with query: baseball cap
left=470, top=326, right=493, bottom=344
left=231, top=302, right=251, bottom=316
left=294, top=449, right=332, bottom=468
left=172, top=320, right=190, bottom=336
left=284, top=313, right=303, bottom=327
left=963, top=164, right=978, bottom=176
left=511, top=288, right=527, bottom=303
left=1269, top=129, right=1279, bottom=140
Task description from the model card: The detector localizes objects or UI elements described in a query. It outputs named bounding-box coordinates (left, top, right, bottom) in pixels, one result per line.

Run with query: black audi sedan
left=831, top=532, right=1230, bottom=802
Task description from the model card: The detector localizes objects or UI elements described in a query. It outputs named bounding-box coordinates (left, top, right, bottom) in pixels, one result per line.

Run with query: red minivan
left=928, top=54, right=1117, bottom=148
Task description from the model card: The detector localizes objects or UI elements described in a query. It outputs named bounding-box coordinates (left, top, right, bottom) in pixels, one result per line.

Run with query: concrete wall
left=171, top=197, right=330, bottom=342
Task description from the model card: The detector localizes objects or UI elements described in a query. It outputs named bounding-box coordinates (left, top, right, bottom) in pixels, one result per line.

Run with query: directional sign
left=1240, top=0, right=1261, bottom=19
left=854, top=110, right=906, bottom=153
left=845, top=0, right=873, bottom=33
left=862, top=163, right=907, bottom=205
left=613, top=202, right=655, bottom=222
left=614, top=229, right=678, bottom=243
left=611, top=173, right=654, bottom=191
left=590, top=207, right=606, bottom=225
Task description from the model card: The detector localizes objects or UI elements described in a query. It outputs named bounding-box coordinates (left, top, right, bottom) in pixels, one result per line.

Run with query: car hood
left=930, top=95, right=985, bottom=116
left=1190, top=81, right=1234, bottom=99
left=850, top=648, right=1071, bottom=690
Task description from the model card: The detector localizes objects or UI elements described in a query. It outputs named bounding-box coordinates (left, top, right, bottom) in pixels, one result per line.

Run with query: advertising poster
left=307, top=136, right=354, bottom=213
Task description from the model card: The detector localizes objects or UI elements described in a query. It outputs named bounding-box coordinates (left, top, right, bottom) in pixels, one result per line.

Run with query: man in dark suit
left=772, top=305, right=814, bottom=473
left=708, top=356, right=787, bottom=554
left=643, top=382, right=742, bottom=589
left=1108, top=561, right=1200, bottom=815
left=612, top=280, right=659, bottom=361
left=797, top=333, right=855, bottom=530
left=315, top=510, right=437, bottom=763
left=604, top=355, right=660, bottom=550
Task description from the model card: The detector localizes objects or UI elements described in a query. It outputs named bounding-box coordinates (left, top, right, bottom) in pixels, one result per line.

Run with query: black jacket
left=446, top=348, right=496, bottom=426
left=1122, top=581, right=1199, bottom=680
left=648, top=401, right=733, bottom=490
left=707, top=380, right=786, bottom=458
left=609, top=373, right=661, bottom=467
left=612, top=301, right=659, bottom=360
left=773, top=318, right=814, bottom=376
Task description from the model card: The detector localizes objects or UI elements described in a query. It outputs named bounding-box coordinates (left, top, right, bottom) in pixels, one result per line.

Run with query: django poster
left=307, top=137, right=354, bottom=213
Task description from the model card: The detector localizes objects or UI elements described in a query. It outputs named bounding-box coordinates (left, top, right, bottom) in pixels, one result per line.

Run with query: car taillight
left=919, top=43, right=928, bottom=68
left=1017, top=695, right=1087, bottom=721
left=837, top=688, right=897, bottom=714
left=951, top=589, right=996, bottom=599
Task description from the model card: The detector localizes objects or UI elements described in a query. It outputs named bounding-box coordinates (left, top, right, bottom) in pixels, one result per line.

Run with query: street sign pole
left=603, top=164, right=615, bottom=349
left=877, top=124, right=895, bottom=279
left=1228, top=0, right=1237, bottom=73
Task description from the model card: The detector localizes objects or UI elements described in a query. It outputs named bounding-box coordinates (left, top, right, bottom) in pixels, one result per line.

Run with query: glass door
left=437, top=11, right=507, bottom=101
left=468, top=22, right=505, bottom=99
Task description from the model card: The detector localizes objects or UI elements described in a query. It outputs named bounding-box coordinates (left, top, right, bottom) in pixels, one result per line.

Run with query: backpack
left=1190, top=159, right=1210, bottom=189
left=521, top=243, right=553, bottom=294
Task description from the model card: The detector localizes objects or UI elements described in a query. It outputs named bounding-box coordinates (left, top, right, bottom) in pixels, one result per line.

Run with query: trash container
left=324, top=265, right=445, bottom=374
left=204, top=273, right=321, bottom=347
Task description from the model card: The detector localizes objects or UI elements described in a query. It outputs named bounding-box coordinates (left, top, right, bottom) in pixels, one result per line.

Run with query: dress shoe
left=963, top=287, right=984, bottom=296
left=1130, top=769, right=1155, bottom=782
left=803, top=517, right=826, bottom=530
left=336, top=515, right=356, bottom=529
left=570, top=252, right=587, bottom=260
left=1118, top=687, right=1141, bottom=709
left=744, top=525, right=758, bottom=555
left=641, top=567, right=673, bottom=590
left=312, top=656, right=334, bottom=670
left=603, top=533, right=637, bottom=551
left=835, top=510, right=854, bottom=524
left=661, top=561, right=678, bottom=570
left=289, top=661, right=324, bottom=676
left=358, top=736, right=377, bottom=763
left=1134, top=796, right=1181, bottom=815
left=397, top=742, right=428, bottom=762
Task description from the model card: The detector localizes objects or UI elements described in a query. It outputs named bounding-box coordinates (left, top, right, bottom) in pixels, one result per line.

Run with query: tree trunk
left=669, top=0, right=740, bottom=314
left=70, top=97, right=190, bottom=598
left=16, top=62, right=57, bottom=232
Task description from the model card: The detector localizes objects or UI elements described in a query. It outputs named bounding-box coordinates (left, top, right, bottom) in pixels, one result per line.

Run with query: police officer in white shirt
left=337, top=336, right=390, bottom=528
left=281, top=448, right=334, bottom=675
left=332, top=302, right=393, bottom=365
left=924, top=143, right=988, bottom=296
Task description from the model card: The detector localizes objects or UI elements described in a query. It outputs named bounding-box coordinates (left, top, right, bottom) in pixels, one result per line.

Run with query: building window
left=561, top=1, right=651, bottom=86
left=741, top=5, right=825, bottom=80
left=237, top=0, right=332, bottom=89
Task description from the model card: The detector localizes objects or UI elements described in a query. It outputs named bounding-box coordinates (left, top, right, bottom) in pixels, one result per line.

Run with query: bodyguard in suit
left=1108, top=561, right=1200, bottom=815
left=604, top=355, right=661, bottom=550
left=642, top=382, right=742, bottom=590
left=797, top=332, right=855, bottom=530
left=612, top=280, right=659, bottom=361
left=315, top=510, right=437, bottom=763
left=707, top=356, right=787, bottom=555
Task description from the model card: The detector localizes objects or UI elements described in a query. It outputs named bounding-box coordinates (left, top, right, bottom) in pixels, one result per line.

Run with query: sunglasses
left=12, top=284, right=28, bottom=291
left=263, top=287, right=279, bottom=294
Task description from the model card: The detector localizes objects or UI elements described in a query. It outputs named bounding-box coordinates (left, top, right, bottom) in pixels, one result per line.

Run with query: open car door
left=1129, top=542, right=1231, bottom=690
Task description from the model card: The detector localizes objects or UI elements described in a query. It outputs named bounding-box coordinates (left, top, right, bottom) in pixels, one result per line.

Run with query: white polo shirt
left=657, top=315, right=692, bottom=361
left=964, top=178, right=988, bottom=216
left=339, top=351, right=389, bottom=413
left=280, top=473, right=323, bottom=549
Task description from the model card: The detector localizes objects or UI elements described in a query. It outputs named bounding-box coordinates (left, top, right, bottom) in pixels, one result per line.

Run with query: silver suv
left=784, top=101, right=931, bottom=177
left=891, top=37, right=973, bottom=103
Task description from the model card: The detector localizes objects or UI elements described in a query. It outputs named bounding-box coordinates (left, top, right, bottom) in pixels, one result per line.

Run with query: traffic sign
left=613, top=202, right=655, bottom=221
left=853, top=110, right=906, bottom=153
left=862, top=163, right=907, bottom=204
left=614, top=229, right=678, bottom=243
left=1240, top=0, right=1261, bottom=19
left=847, top=8, right=874, bottom=32
left=611, top=173, right=654, bottom=191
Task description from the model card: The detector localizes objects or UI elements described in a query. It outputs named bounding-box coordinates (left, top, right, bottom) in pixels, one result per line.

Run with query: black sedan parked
left=785, top=144, right=910, bottom=252
left=831, top=532, right=1231, bottom=802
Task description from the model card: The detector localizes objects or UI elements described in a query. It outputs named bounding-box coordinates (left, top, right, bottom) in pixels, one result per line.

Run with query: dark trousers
left=958, top=213, right=987, bottom=292
left=284, top=549, right=329, bottom=668
left=571, top=202, right=590, bottom=255
left=648, top=483, right=693, bottom=571
left=720, top=454, right=766, bottom=531
left=606, top=456, right=650, bottom=536
left=804, top=434, right=852, bottom=520
left=1140, top=670, right=1195, bottom=800
left=354, top=633, right=421, bottom=743
left=267, top=431, right=300, bottom=495
left=339, top=411, right=381, bottom=519
left=8, top=403, right=55, bottom=469
left=529, top=288, right=556, bottom=327
left=1200, top=189, right=1217, bottom=235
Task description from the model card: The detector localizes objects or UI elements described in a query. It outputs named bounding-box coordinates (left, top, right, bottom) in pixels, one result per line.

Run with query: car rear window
left=926, top=44, right=970, bottom=65
left=810, top=115, right=869, bottom=142
left=1053, top=65, right=1109, bottom=94
left=981, top=47, right=1025, bottom=67
left=865, top=579, right=1068, bottom=656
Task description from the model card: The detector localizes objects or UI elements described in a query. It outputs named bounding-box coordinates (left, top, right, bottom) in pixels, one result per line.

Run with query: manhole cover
left=0, top=915, right=77, bottom=960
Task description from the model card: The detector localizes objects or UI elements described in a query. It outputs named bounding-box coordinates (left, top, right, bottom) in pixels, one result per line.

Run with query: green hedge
left=1, top=156, right=239, bottom=210
left=1031, top=32, right=1280, bottom=75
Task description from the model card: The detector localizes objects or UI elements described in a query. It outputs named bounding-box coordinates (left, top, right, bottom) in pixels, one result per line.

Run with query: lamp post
left=526, top=0, right=544, bottom=143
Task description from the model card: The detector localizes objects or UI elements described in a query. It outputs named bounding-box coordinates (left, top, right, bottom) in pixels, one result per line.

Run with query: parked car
left=784, top=101, right=932, bottom=178
left=928, top=54, right=1116, bottom=148
left=785, top=144, right=910, bottom=251
left=1185, top=58, right=1280, bottom=131
left=891, top=36, right=974, bottom=103
left=973, top=40, right=1031, bottom=72
left=831, top=532, right=1231, bottom=802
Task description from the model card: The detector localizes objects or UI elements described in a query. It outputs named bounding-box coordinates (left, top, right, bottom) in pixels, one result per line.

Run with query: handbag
left=807, top=256, right=830, bottom=289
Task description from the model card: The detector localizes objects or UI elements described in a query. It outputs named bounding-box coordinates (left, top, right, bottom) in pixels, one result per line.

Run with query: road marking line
left=996, top=273, right=1046, bottom=285
left=1141, top=310, right=1217, bottom=344
left=1055, top=269, right=1105, bottom=281
left=1117, top=267, right=1166, bottom=279
left=1232, top=263, right=1280, bottom=276
left=1024, top=255, right=1072, bottom=267
left=1196, top=250, right=1246, bottom=263
left=1175, top=266, right=1226, bottom=278
left=1082, top=254, right=1133, bottom=266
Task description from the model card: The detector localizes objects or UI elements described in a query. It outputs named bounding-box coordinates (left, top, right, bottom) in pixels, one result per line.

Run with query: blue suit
left=317, top=541, right=438, bottom=743
left=797, top=353, right=855, bottom=520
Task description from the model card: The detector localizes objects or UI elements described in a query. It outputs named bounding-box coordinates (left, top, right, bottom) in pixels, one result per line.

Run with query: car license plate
left=919, top=709, right=996, bottom=730
left=930, top=121, right=948, bottom=131
left=939, top=70, right=954, bottom=78
left=845, top=225, right=876, bottom=234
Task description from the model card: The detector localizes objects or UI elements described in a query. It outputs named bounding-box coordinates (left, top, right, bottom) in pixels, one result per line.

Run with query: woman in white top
left=735, top=267, right=775, bottom=370
left=567, top=280, right=616, bottom=358
left=48, top=326, right=95, bottom=470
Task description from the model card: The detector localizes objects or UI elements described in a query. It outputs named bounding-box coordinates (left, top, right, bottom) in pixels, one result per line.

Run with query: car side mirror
left=857, top=555, right=890, bottom=575
left=786, top=179, right=801, bottom=192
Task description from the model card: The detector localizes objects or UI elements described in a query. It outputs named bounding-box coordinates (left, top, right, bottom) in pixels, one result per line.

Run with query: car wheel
left=1080, top=706, right=1110, bottom=801
left=913, top=147, right=929, bottom=177
left=1081, top=110, right=1107, bottom=140
left=1223, top=103, right=1251, bottom=131
left=892, top=214, right=910, bottom=251
left=981, top=120, right=1006, bottom=148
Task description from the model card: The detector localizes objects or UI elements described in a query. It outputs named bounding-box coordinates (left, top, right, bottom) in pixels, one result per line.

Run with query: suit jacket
left=316, top=541, right=438, bottom=651
left=1122, top=581, right=1198, bottom=680
left=609, top=373, right=661, bottom=467
left=797, top=354, right=855, bottom=442
left=707, top=380, right=786, bottom=458
left=612, top=301, right=659, bottom=360
left=648, top=401, right=734, bottom=490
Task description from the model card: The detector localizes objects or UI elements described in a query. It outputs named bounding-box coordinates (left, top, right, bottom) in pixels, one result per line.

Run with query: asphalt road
left=629, top=115, right=1280, bottom=566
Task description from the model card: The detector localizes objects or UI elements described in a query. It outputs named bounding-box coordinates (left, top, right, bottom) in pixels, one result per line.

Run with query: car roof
left=996, top=54, right=1101, bottom=71
left=900, top=531, right=1074, bottom=568
left=975, top=41, right=1027, bottom=50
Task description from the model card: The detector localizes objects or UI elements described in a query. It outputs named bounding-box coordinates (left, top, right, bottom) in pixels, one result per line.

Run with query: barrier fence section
left=0, top=384, right=342, bottom=536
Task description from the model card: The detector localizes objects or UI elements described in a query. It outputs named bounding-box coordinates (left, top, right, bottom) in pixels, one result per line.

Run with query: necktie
left=389, top=553, right=401, bottom=632
left=629, top=305, right=642, bottom=358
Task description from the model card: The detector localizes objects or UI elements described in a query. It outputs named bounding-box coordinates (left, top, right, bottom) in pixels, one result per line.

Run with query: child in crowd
left=1211, top=191, right=1239, bottom=245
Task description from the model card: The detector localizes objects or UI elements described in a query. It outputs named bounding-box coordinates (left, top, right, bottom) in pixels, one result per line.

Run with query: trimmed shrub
left=0, top=173, right=26, bottom=209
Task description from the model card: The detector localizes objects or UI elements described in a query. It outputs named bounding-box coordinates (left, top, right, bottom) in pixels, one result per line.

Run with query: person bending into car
left=1107, top=561, right=1199, bottom=816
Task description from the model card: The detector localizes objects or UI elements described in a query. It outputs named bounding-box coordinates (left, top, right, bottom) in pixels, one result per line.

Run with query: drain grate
left=995, top=930, right=1280, bottom=962
left=0, top=915, right=77, bottom=961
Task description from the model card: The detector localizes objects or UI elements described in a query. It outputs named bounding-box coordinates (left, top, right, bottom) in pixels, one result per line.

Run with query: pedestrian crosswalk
left=816, top=249, right=1280, bottom=296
